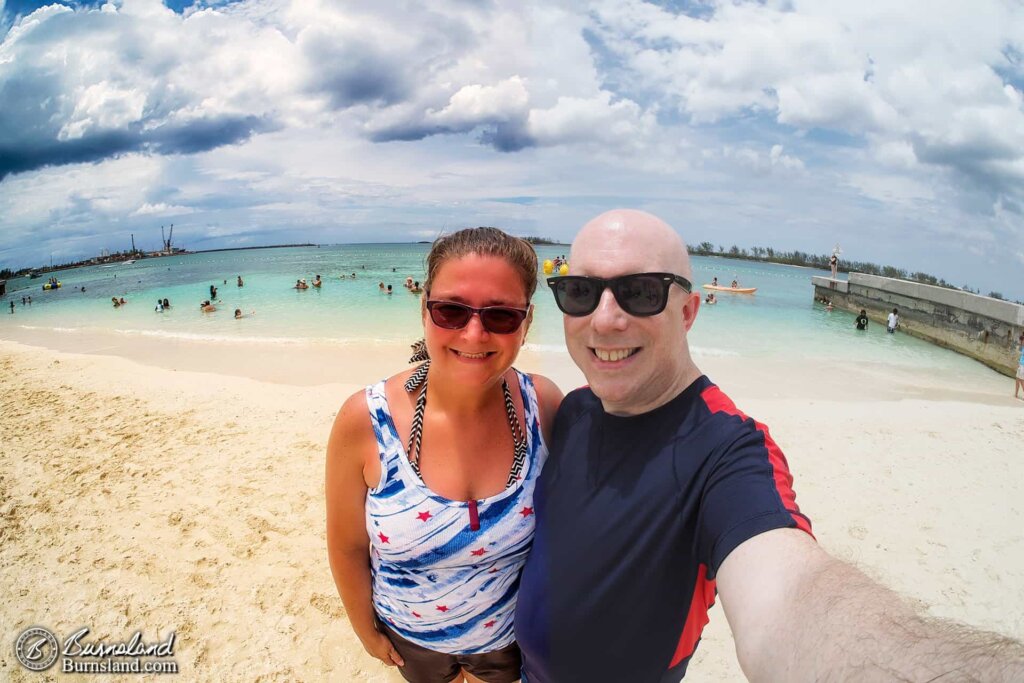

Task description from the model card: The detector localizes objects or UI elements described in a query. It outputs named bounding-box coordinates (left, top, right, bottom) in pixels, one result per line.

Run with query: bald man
left=514, top=210, right=1024, bottom=682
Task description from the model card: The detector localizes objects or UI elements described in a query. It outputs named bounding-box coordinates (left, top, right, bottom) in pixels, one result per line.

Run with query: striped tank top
left=365, top=369, right=547, bottom=654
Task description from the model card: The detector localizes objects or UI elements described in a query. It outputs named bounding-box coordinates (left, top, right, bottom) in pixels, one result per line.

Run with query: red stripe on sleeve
left=700, top=385, right=814, bottom=538
left=668, top=563, right=716, bottom=667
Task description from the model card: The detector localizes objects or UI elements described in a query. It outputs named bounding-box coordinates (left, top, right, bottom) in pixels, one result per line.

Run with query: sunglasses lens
left=553, top=278, right=601, bottom=316
left=430, top=303, right=472, bottom=329
left=613, top=275, right=666, bottom=315
left=480, top=308, right=526, bottom=334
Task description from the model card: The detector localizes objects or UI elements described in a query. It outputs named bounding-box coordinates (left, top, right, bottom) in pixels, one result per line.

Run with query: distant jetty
left=193, top=244, right=317, bottom=254
left=813, top=273, right=1024, bottom=377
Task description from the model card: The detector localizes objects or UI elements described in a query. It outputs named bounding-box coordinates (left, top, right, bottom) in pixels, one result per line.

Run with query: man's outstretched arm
left=717, top=528, right=1024, bottom=682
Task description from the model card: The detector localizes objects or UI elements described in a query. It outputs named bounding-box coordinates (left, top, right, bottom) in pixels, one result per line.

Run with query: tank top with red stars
left=364, top=369, right=547, bottom=654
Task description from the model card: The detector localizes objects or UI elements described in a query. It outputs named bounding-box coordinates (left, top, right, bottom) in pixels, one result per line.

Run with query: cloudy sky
left=1, top=0, right=1022, bottom=297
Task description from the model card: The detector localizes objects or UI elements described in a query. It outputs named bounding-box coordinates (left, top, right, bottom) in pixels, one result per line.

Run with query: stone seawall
left=812, top=273, right=1024, bottom=377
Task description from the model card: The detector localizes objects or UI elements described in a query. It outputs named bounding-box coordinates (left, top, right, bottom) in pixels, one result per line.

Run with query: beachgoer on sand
left=326, top=227, right=562, bottom=683
left=1015, top=345, right=1024, bottom=400
left=515, top=209, right=1024, bottom=682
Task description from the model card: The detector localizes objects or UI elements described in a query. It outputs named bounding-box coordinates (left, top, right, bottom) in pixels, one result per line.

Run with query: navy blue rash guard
left=515, top=376, right=813, bottom=683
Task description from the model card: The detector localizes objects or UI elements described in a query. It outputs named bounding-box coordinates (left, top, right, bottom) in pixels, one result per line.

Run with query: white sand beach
left=1, top=337, right=1022, bottom=681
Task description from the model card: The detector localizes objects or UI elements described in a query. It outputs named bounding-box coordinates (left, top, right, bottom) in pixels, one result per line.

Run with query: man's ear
left=681, top=292, right=700, bottom=332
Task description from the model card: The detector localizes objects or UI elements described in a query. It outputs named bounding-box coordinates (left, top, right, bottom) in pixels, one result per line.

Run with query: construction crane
left=160, top=224, right=175, bottom=254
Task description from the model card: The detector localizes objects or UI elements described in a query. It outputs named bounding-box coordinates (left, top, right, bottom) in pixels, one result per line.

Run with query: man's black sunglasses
left=547, top=272, right=693, bottom=317
left=425, top=300, right=529, bottom=334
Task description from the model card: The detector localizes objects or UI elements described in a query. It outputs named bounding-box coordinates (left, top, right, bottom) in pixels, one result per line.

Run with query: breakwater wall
left=812, top=273, right=1023, bottom=377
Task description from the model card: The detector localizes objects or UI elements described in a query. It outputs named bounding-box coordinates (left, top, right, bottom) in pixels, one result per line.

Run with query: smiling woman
left=324, top=227, right=563, bottom=683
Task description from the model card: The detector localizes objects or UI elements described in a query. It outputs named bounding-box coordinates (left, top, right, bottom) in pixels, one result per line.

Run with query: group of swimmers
left=295, top=275, right=324, bottom=289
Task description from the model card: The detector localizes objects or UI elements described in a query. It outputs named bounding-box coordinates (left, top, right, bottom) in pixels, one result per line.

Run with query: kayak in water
left=702, top=284, right=757, bottom=294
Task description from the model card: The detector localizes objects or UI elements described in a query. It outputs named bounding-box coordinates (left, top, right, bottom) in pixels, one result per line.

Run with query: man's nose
left=590, top=287, right=629, bottom=332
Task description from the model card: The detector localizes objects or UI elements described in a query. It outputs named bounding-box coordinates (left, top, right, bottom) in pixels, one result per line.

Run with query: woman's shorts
left=1016, top=364, right=1024, bottom=380
left=378, top=619, right=522, bottom=683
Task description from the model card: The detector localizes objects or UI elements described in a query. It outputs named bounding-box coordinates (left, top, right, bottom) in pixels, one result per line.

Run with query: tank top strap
left=512, top=369, right=545, bottom=471
left=364, top=380, right=406, bottom=492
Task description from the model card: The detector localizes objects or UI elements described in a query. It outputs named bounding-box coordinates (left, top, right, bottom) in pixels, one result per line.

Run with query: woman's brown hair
left=424, top=227, right=538, bottom=302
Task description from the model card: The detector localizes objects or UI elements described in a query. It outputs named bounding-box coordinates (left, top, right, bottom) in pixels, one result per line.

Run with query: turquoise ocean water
left=0, top=243, right=1000, bottom=378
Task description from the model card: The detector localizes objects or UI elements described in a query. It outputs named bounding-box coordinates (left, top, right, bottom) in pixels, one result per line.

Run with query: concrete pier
left=812, top=273, right=1024, bottom=376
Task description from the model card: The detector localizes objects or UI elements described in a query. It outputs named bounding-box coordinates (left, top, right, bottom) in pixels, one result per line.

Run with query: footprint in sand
left=847, top=525, right=868, bottom=540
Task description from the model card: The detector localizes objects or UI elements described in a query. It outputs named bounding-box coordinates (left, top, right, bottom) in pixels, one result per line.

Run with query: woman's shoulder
left=525, top=372, right=564, bottom=414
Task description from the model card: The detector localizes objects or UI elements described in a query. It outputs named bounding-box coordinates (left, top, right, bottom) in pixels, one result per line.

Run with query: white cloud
left=1, top=0, right=1023, bottom=298
left=133, top=202, right=195, bottom=216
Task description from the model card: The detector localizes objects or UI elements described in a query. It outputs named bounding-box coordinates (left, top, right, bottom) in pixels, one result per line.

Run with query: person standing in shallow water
left=887, top=307, right=900, bottom=333
left=326, top=227, right=562, bottom=683
left=856, top=309, right=869, bottom=330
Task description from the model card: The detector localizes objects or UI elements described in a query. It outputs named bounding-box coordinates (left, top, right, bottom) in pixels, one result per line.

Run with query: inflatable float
left=543, top=260, right=570, bottom=276
left=42, top=281, right=62, bottom=290
left=702, top=284, right=756, bottom=294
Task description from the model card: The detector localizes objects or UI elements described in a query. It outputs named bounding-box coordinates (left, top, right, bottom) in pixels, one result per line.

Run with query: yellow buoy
left=558, top=263, right=569, bottom=276
left=543, top=259, right=554, bottom=275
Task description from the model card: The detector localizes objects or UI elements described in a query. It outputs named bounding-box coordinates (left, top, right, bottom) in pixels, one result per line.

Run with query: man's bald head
left=561, top=208, right=702, bottom=416
left=570, top=209, right=692, bottom=281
